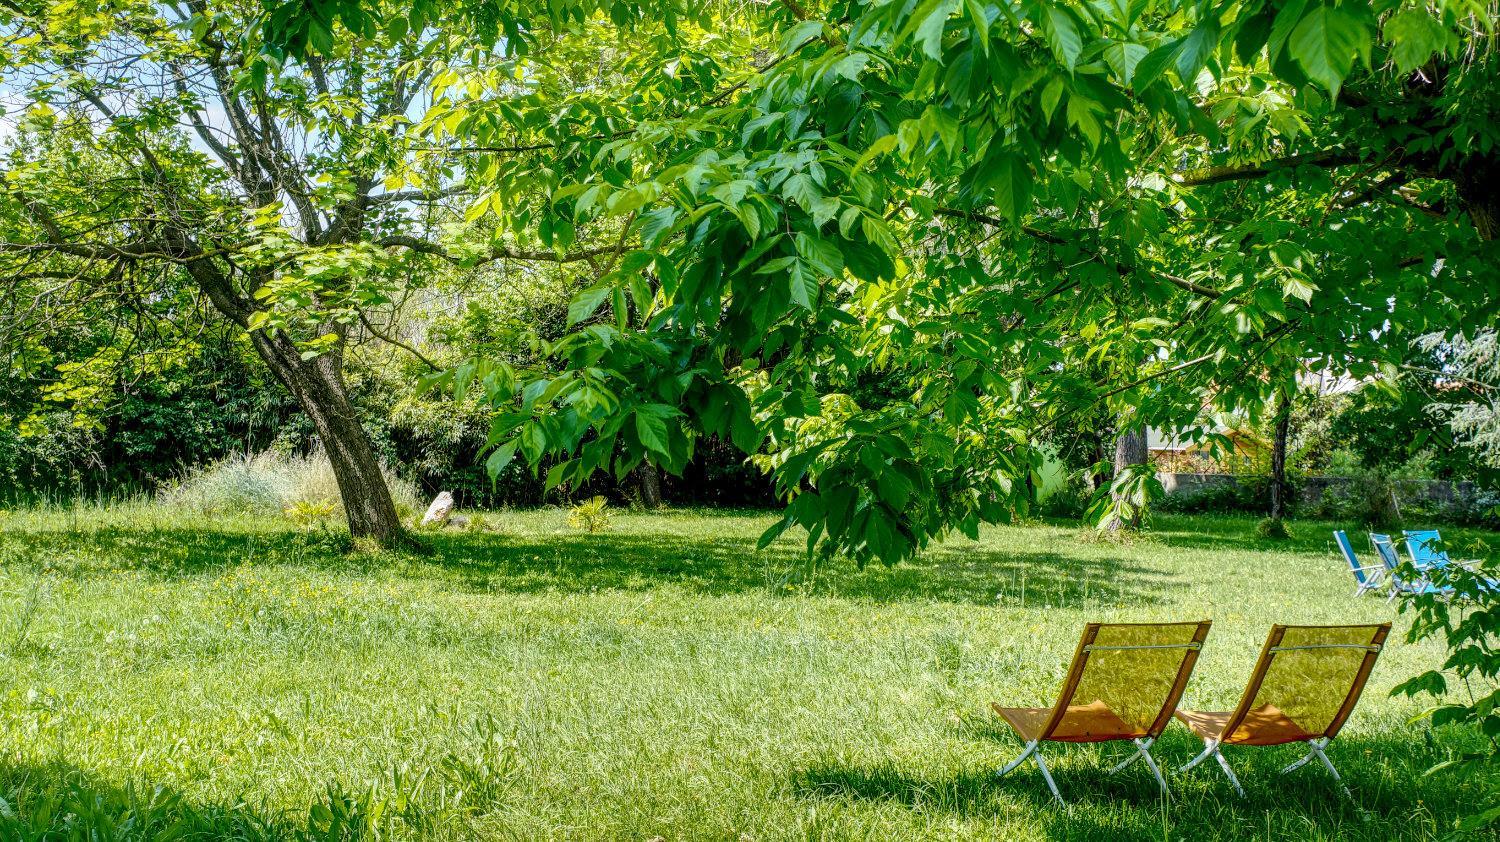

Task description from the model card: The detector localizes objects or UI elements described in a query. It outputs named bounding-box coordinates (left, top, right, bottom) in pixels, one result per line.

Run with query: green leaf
left=1384, top=8, right=1450, bottom=74
left=779, top=19, right=823, bottom=54
left=795, top=232, right=844, bottom=277
left=1132, top=39, right=1181, bottom=91
left=1288, top=3, right=1368, bottom=95
left=783, top=173, right=821, bottom=212
left=787, top=258, right=817, bottom=310
left=634, top=405, right=671, bottom=454
left=1039, top=76, right=1065, bottom=122
left=1102, top=42, right=1147, bottom=85
left=568, top=284, right=612, bottom=325
left=638, top=206, right=678, bottom=248
left=485, top=439, right=519, bottom=478
left=1041, top=5, right=1082, bottom=71
left=852, top=133, right=898, bottom=174
left=985, top=152, right=1032, bottom=223
left=915, top=0, right=959, bottom=59
left=1173, top=19, right=1220, bottom=84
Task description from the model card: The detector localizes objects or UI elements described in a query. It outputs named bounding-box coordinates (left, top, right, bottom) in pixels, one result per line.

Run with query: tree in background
left=0, top=0, right=622, bottom=541
left=1421, top=330, right=1500, bottom=469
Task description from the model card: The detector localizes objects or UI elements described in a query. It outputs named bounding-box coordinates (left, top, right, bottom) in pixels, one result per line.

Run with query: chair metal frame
left=1175, top=623, right=1391, bottom=799
left=1372, top=532, right=1455, bottom=602
left=1332, top=530, right=1385, bottom=597
left=993, top=620, right=1211, bottom=805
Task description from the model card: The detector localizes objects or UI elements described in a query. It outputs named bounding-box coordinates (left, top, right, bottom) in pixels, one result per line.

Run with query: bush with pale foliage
left=159, top=451, right=421, bottom=521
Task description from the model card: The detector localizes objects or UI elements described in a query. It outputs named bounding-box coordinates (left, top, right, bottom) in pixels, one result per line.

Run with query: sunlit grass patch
left=0, top=506, right=1493, bottom=839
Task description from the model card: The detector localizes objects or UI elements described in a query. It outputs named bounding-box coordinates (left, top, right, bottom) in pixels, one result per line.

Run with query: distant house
left=1147, top=425, right=1269, bottom=474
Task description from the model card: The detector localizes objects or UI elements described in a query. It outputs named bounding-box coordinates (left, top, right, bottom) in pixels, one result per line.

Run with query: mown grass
left=0, top=505, right=1494, bottom=840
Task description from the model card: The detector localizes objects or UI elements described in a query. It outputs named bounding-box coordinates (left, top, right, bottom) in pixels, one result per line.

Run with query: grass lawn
left=0, top=506, right=1494, bottom=840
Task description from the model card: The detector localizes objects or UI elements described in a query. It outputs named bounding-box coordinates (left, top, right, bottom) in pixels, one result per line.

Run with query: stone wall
left=1157, top=472, right=1487, bottom=507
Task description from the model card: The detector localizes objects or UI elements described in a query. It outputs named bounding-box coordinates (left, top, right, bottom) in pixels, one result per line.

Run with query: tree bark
left=637, top=462, right=664, bottom=508
left=1455, top=155, right=1498, bottom=242
left=248, top=329, right=406, bottom=544
left=1269, top=393, right=1292, bottom=520
left=1105, top=426, right=1149, bottom=531
left=1091, top=432, right=1111, bottom=491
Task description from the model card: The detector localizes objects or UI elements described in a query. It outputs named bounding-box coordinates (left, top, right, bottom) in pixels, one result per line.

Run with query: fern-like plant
left=567, top=497, right=612, bottom=533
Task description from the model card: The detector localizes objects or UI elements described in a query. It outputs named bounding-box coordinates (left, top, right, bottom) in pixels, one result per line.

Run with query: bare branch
left=358, top=310, right=441, bottom=371
left=376, top=234, right=623, bottom=264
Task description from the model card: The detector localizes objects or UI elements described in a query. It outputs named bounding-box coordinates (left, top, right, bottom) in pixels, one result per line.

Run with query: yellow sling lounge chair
left=1175, top=623, right=1391, bottom=798
left=992, top=620, right=1212, bottom=805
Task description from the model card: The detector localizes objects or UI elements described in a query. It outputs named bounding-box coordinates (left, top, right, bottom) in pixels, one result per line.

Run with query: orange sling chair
left=1175, top=623, right=1391, bottom=797
left=992, top=620, right=1212, bottom=804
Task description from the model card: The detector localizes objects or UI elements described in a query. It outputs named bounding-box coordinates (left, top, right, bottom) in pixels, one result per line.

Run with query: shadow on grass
left=793, top=727, right=1482, bottom=840
left=0, top=520, right=1185, bottom=608
left=0, top=759, right=293, bottom=839
left=1144, top=514, right=1500, bottom=559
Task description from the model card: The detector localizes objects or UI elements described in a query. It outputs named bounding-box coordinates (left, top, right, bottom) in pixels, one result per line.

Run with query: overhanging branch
left=1174, top=150, right=1361, bottom=187
left=377, top=234, right=622, bottom=264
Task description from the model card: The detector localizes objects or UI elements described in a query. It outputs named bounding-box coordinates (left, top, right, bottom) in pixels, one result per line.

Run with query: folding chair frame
left=994, top=621, right=1210, bottom=805
left=1373, top=533, right=1458, bottom=603
left=1333, top=531, right=1386, bottom=597
left=1175, top=624, right=1390, bottom=799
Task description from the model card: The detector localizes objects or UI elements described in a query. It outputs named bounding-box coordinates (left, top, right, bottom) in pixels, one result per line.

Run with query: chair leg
left=998, top=741, right=1038, bottom=777
left=1107, top=737, right=1149, bottom=774
left=1213, top=747, right=1246, bottom=797
left=1309, top=739, right=1354, bottom=800
left=1282, top=740, right=1319, bottom=774
left=1032, top=748, right=1065, bottom=805
left=1178, top=739, right=1217, bottom=772
left=1180, top=739, right=1244, bottom=796
left=1108, top=738, right=1168, bottom=796
left=997, top=740, right=1066, bottom=805
left=1138, top=742, right=1169, bottom=796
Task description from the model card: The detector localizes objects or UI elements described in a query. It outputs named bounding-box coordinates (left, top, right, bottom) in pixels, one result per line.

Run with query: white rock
left=421, top=491, right=455, bottom=526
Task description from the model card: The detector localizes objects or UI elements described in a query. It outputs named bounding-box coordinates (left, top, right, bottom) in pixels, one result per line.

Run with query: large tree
left=0, top=0, right=613, bottom=541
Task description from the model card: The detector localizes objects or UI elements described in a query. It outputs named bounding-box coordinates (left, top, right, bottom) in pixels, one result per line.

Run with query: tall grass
left=0, top=510, right=1493, bottom=839
left=157, top=450, right=422, bottom=520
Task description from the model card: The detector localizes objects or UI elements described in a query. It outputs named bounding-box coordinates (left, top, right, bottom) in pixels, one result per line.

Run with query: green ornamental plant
left=1392, top=542, right=1500, bottom=835
left=567, top=496, right=613, bottom=533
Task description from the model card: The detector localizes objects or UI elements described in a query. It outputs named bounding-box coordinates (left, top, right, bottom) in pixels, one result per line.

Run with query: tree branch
left=358, top=310, right=440, bottom=371
left=366, top=186, right=469, bottom=206
left=934, top=207, right=1226, bottom=300
left=1174, top=150, right=1362, bottom=187
left=376, top=234, right=622, bottom=264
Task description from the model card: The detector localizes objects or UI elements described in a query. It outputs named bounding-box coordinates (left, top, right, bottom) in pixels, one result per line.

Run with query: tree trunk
left=178, top=252, right=406, bottom=546
left=1105, top=426, right=1149, bottom=531
left=637, top=462, right=664, bottom=508
left=1091, top=432, right=1111, bottom=491
left=1269, top=393, right=1292, bottom=520
left=250, top=330, right=406, bottom=544
left=1456, top=155, right=1498, bottom=242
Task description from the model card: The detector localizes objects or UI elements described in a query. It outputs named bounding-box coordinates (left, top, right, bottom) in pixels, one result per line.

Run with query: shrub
left=1155, top=478, right=1267, bottom=515
left=1255, top=516, right=1291, bottom=540
left=159, top=450, right=422, bottom=521
left=1392, top=548, right=1500, bottom=835
left=1037, top=472, right=1089, bottom=519
left=285, top=498, right=337, bottom=526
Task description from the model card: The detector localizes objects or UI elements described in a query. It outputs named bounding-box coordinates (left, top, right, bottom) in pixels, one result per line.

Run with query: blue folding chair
left=1333, top=531, right=1385, bottom=597
left=1404, top=529, right=1498, bottom=594
left=1402, top=529, right=1452, bottom=570
left=1369, top=533, right=1452, bottom=602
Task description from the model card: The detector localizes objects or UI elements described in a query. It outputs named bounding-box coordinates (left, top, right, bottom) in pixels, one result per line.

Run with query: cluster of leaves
left=388, top=0, right=1500, bottom=563
left=1393, top=549, right=1500, bottom=834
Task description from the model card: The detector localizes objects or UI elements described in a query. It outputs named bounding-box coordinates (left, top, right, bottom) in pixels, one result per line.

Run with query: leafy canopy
left=215, top=0, right=1500, bottom=561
